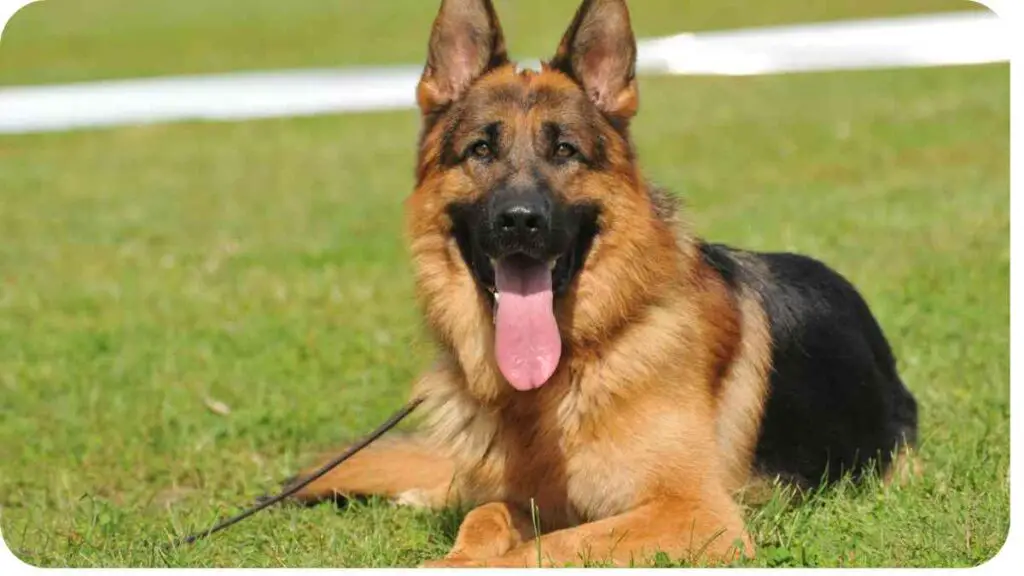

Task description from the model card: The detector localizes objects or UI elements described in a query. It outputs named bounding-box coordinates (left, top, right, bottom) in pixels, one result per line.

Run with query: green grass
left=1, top=0, right=981, bottom=85
left=0, top=0, right=1008, bottom=568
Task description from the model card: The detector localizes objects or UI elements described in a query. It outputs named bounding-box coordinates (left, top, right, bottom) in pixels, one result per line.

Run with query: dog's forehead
left=464, top=66, right=588, bottom=118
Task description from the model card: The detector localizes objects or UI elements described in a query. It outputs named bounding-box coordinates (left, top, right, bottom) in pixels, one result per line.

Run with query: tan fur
left=883, top=444, right=923, bottom=487
left=442, top=501, right=536, bottom=561
left=291, top=435, right=456, bottom=508
left=715, top=285, right=774, bottom=493
left=292, top=0, right=775, bottom=567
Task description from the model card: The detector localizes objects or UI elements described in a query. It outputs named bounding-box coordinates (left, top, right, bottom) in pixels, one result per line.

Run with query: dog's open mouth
left=490, top=255, right=561, bottom=390
left=448, top=203, right=599, bottom=391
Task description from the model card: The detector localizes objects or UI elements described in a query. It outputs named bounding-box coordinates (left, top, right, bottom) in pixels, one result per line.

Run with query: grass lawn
left=0, top=0, right=1008, bottom=568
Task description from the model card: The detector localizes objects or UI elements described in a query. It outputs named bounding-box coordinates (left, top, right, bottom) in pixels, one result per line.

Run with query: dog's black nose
left=498, top=205, right=546, bottom=236
left=489, top=191, right=551, bottom=256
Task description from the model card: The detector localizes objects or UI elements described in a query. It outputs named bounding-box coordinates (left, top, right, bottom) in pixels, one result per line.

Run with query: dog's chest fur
left=418, top=294, right=715, bottom=529
left=427, top=370, right=649, bottom=530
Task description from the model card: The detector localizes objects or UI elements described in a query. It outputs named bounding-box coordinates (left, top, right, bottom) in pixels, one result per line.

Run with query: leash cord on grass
left=169, top=397, right=424, bottom=547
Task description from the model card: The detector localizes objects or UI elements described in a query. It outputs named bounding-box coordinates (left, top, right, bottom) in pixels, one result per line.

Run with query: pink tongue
left=494, top=259, right=562, bottom=391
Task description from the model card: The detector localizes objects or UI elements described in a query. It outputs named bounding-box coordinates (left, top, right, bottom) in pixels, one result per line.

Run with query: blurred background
left=0, top=0, right=1009, bottom=568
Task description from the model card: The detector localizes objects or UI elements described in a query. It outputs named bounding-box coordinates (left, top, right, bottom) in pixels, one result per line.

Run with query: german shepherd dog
left=289, top=0, right=919, bottom=566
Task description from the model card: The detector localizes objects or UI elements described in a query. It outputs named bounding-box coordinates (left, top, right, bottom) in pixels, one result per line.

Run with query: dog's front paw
left=420, top=554, right=537, bottom=568
left=419, top=557, right=482, bottom=568
left=393, top=488, right=434, bottom=509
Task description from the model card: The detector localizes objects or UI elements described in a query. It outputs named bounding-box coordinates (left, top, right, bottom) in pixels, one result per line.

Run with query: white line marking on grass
left=637, top=11, right=1007, bottom=76
left=0, top=67, right=425, bottom=134
left=0, top=11, right=1008, bottom=135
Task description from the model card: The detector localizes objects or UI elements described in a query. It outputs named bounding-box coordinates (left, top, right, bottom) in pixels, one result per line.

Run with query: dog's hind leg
left=287, top=435, right=456, bottom=509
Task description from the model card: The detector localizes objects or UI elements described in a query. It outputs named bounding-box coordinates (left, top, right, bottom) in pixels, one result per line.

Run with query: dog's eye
left=470, top=141, right=493, bottom=160
left=554, top=142, right=578, bottom=160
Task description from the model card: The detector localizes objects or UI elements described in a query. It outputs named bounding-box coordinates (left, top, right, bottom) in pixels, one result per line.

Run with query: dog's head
left=407, top=0, right=680, bottom=395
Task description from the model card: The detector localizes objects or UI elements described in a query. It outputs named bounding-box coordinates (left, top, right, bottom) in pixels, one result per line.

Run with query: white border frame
left=0, top=0, right=1016, bottom=573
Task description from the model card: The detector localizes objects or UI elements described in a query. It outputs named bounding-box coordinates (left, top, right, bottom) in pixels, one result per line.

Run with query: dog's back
left=701, top=243, right=919, bottom=488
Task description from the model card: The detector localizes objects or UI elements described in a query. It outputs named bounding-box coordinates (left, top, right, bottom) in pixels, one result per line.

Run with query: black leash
left=169, top=397, right=424, bottom=548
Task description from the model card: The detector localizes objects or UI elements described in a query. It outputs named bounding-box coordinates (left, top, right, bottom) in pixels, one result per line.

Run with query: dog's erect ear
left=417, top=0, right=509, bottom=114
left=549, top=0, right=638, bottom=120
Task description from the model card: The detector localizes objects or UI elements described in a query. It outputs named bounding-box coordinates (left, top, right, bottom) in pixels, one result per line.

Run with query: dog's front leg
left=287, top=435, right=455, bottom=508
left=419, top=501, right=536, bottom=566
left=422, top=493, right=751, bottom=568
